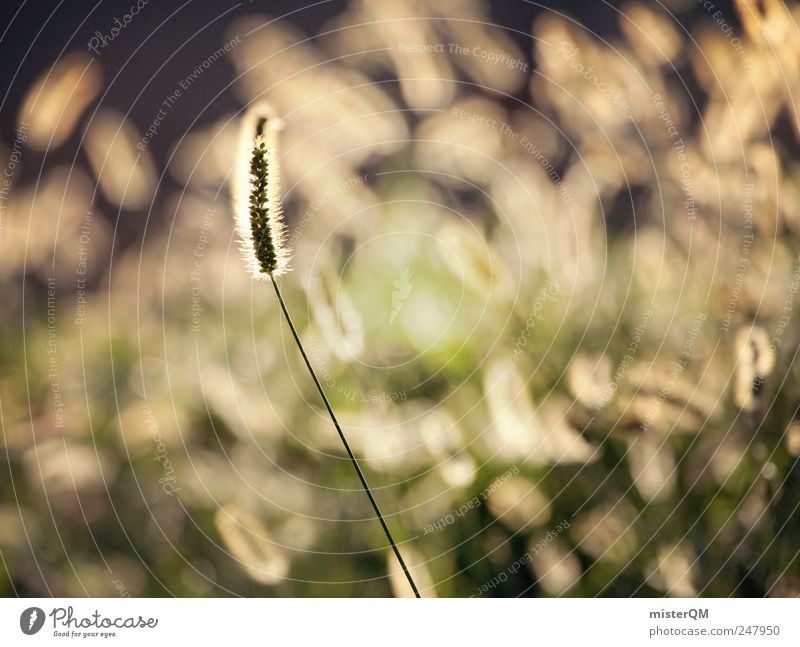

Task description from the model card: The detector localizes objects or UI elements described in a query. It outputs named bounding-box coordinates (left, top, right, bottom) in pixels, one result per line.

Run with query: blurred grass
left=2, top=0, right=800, bottom=597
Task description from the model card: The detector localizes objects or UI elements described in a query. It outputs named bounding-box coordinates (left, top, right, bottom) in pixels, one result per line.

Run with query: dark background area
left=0, top=0, right=742, bottom=154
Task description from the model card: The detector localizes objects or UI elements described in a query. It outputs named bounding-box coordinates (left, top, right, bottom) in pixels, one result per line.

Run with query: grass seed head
left=234, top=101, right=290, bottom=279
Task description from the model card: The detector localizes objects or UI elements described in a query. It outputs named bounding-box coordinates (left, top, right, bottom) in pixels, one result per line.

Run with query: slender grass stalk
left=269, top=274, right=420, bottom=598
left=234, top=102, right=420, bottom=597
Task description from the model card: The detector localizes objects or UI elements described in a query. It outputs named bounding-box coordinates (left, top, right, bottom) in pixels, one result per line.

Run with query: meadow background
left=1, top=0, right=800, bottom=597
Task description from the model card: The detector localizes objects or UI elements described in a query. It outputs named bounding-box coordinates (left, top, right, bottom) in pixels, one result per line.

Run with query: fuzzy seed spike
left=234, top=102, right=290, bottom=279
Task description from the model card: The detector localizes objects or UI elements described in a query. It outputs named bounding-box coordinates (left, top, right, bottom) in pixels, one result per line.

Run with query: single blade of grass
left=270, top=274, right=421, bottom=598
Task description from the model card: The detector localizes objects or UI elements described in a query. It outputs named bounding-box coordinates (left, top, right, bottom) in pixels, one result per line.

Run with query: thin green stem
left=269, top=274, right=421, bottom=598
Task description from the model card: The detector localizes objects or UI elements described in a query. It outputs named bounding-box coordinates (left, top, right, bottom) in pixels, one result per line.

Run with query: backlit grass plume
left=232, top=102, right=420, bottom=597
left=234, top=102, right=290, bottom=278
